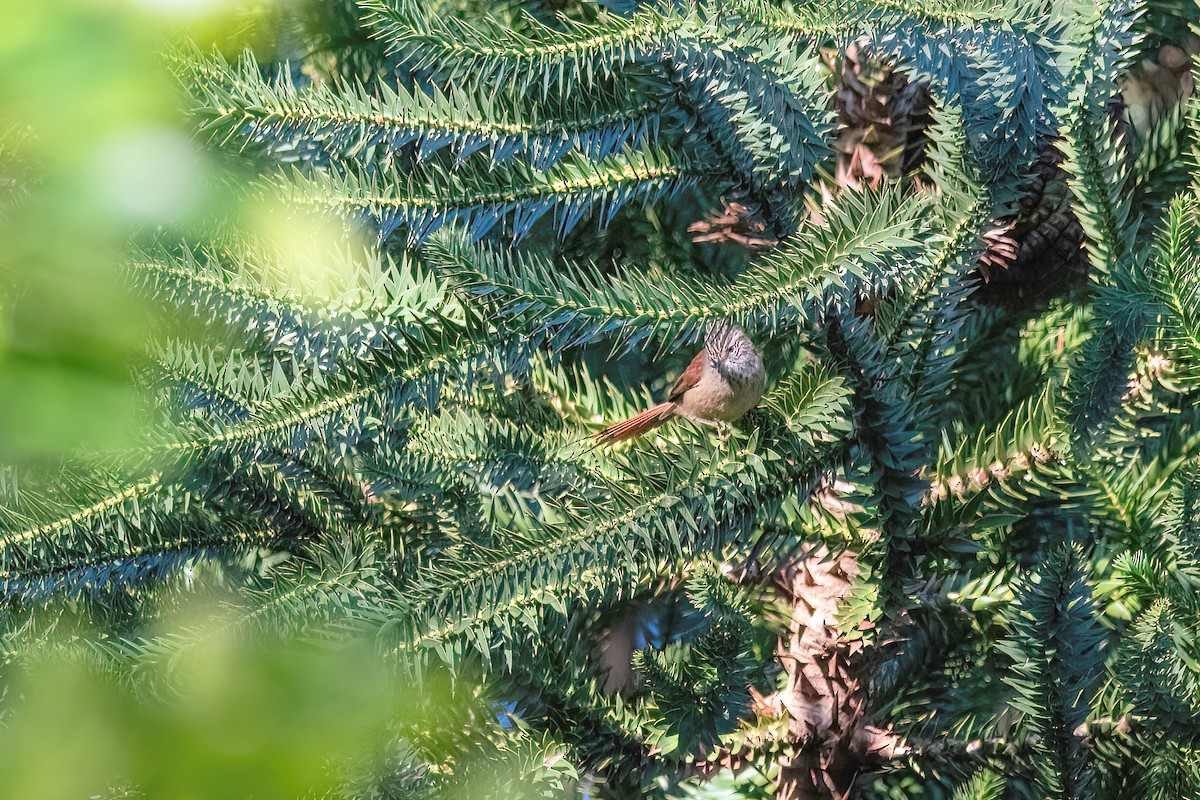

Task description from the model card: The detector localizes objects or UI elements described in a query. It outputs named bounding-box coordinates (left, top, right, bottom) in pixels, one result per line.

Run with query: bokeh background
left=0, top=3, right=525, bottom=798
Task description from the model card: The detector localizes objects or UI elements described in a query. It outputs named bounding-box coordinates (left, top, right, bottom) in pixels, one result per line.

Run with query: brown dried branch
left=688, top=201, right=779, bottom=250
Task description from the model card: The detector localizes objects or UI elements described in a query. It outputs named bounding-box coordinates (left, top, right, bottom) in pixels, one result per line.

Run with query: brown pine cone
left=830, top=43, right=931, bottom=190
left=975, top=147, right=1088, bottom=308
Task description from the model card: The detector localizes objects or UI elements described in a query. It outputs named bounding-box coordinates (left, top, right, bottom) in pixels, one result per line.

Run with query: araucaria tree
left=4, top=0, right=1200, bottom=797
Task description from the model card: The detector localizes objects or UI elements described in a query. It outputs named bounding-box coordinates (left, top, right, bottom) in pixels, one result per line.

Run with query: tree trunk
left=768, top=546, right=902, bottom=800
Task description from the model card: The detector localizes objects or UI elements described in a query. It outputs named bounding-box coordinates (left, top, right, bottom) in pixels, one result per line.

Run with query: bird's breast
left=679, top=367, right=765, bottom=422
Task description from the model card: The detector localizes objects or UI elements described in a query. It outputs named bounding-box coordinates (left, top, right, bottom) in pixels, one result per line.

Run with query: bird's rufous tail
left=596, top=402, right=676, bottom=443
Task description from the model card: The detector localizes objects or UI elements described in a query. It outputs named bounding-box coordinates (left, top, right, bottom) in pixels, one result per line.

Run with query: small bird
left=596, top=323, right=767, bottom=443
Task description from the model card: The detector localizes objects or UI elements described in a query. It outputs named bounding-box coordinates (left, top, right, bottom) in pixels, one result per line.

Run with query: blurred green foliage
left=0, top=627, right=411, bottom=799
left=0, top=0, right=277, bottom=458
left=0, top=4, right=495, bottom=799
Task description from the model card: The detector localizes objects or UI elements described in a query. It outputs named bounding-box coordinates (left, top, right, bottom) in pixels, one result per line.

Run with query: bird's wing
left=669, top=348, right=707, bottom=401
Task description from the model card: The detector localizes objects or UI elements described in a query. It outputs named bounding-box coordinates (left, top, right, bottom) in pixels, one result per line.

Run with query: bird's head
left=705, top=322, right=761, bottom=376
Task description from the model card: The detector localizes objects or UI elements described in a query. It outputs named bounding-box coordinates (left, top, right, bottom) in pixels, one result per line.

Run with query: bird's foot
left=701, top=419, right=733, bottom=446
